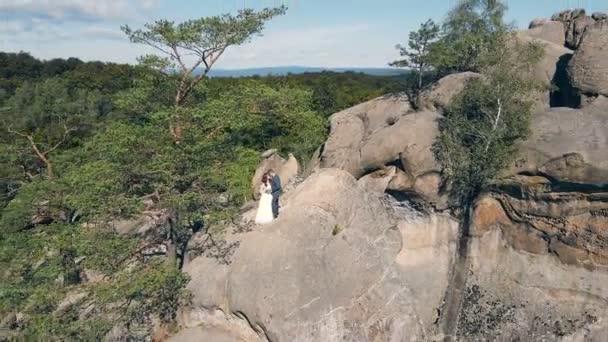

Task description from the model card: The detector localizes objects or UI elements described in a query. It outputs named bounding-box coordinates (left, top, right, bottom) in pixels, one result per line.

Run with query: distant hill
left=204, top=66, right=408, bottom=77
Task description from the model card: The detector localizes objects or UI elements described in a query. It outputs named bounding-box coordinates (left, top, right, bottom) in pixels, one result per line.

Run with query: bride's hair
left=262, top=173, right=270, bottom=185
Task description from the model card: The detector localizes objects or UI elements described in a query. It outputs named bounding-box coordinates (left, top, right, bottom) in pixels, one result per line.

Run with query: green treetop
left=391, top=19, right=440, bottom=92
left=122, top=7, right=286, bottom=142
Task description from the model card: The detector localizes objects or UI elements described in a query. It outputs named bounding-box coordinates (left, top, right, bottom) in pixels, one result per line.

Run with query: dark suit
left=270, top=174, right=282, bottom=218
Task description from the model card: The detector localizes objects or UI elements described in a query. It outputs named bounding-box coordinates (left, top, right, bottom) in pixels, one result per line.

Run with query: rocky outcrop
left=319, top=93, right=411, bottom=177
left=529, top=18, right=548, bottom=29
left=568, top=15, right=595, bottom=49
left=550, top=8, right=589, bottom=49
left=515, top=31, right=575, bottom=108
left=175, top=167, right=608, bottom=341
left=251, top=150, right=300, bottom=199
left=547, top=8, right=608, bottom=50
left=552, top=9, right=586, bottom=22
left=569, top=21, right=608, bottom=97
left=419, top=72, right=482, bottom=111
left=178, top=169, right=459, bottom=342
left=461, top=179, right=608, bottom=340
left=510, top=96, right=608, bottom=185
left=318, top=94, right=446, bottom=207
left=593, top=12, right=608, bottom=21
left=524, top=20, right=566, bottom=46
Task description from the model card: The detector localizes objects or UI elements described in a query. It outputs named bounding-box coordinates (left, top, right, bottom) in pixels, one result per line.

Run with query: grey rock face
left=569, top=21, right=608, bottom=97
left=320, top=93, right=412, bottom=177
left=566, top=15, right=595, bottom=49
left=318, top=94, right=446, bottom=207
left=552, top=8, right=586, bottom=22
left=419, top=72, right=482, bottom=111
left=511, top=96, right=608, bottom=185
left=529, top=17, right=548, bottom=29
left=524, top=20, right=566, bottom=46
left=465, top=191, right=608, bottom=340
left=179, top=169, right=459, bottom=342
left=175, top=167, right=608, bottom=341
left=592, top=12, right=608, bottom=21
left=515, top=31, right=575, bottom=108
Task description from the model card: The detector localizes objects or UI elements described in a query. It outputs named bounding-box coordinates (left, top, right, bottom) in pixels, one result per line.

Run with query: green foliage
left=0, top=52, right=134, bottom=100
left=95, top=262, right=190, bottom=323
left=0, top=220, right=187, bottom=339
left=224, top=148, right=260, bottom=203
left=62, top=160, right=140, bottom=219
left=122, top=7, right=286, bottom=107
left=428, top=0, right=508, bottom=74
left=0, top=179, right=65, bottom=232
left=433, top=33, right=544, bottom=206
left=312, top=78, right=339, bottom=115
left=391, top=19, right=440, bottom=93
left=190, top=80, right=327, bottom=160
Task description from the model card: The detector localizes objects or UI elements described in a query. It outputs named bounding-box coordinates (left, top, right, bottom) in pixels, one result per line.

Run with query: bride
left=255, top=173, right=274, bottom=225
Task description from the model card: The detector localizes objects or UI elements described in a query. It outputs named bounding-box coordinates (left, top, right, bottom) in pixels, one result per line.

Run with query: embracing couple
left=254, top=170, right=282, bottom=225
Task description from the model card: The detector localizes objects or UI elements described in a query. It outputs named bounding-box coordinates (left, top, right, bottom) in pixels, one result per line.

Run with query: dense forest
left=0, top=0, right=544, bottom=339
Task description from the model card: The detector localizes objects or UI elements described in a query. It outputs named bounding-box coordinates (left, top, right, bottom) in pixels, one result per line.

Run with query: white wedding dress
left=255, top=183, right=274, bottom=225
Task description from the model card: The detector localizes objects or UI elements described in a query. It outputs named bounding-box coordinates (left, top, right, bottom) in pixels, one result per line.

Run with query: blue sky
left=1, top=0, right=607, bottom=68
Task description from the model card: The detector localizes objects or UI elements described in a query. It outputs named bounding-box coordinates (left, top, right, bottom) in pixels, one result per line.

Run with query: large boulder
left=549, top=9, right=607, bottom=49
left=515, top=31, right=575, bottom=108
left=528, top=18, right=548, bottom=29
left=251, top=150, right=300, bottom=199
left=510, top=96, right=608, bottom=185
left=419, top=72, right=482, bottom=111
left=568, top=20, right=608, bottom=97
left=177, top=169, right=459, bottom=342
left=523, top=20, right=566, bottom=46
left=551, top=8, right=586, bottom=22
left=566, top=15, right=595, bottom=49
left=319, top=94, right=445, bottom=205
left=592, top=12, right=608, bottom=21
left=516, top=31, right=573, bottom=86
left=359, top=110, right=440, bottom=177
left=320, top=93, right=411, bottom=177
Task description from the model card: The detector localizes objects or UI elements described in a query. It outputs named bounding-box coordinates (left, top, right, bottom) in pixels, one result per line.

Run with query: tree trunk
left=30, top=141, right=53, bottom=179
left=165, top=243, right=177, bottom=268
left=43, top=158, right=53, bottom=179
left=165, top=215, right=178, bottom=269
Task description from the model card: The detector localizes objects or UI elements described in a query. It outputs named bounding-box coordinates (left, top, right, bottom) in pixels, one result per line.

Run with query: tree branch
left=7, top=127, right=47, bottom=166
left=484, top=97, right=503, bottom=153
left=170, top=44, right=188, bottom=72
left=43, top=125, right=74, bottom=156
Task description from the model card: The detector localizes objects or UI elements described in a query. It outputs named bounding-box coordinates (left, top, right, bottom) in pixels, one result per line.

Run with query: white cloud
left=81, top=26, right=126, bottom=41
left=0, top=11, right=400, bottom=68
left=216, top=23, right=396, bottom=68
left=0, top=20, right=28, bottom=35
left=0, top=0, right=160, bottom=21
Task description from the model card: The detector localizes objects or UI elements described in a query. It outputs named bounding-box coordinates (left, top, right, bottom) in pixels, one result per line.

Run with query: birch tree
left=433, top=33, right=544, bottom=206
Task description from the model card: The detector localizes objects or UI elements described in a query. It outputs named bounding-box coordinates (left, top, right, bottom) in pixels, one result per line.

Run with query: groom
left=268, top=169, right=282, bottom=218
